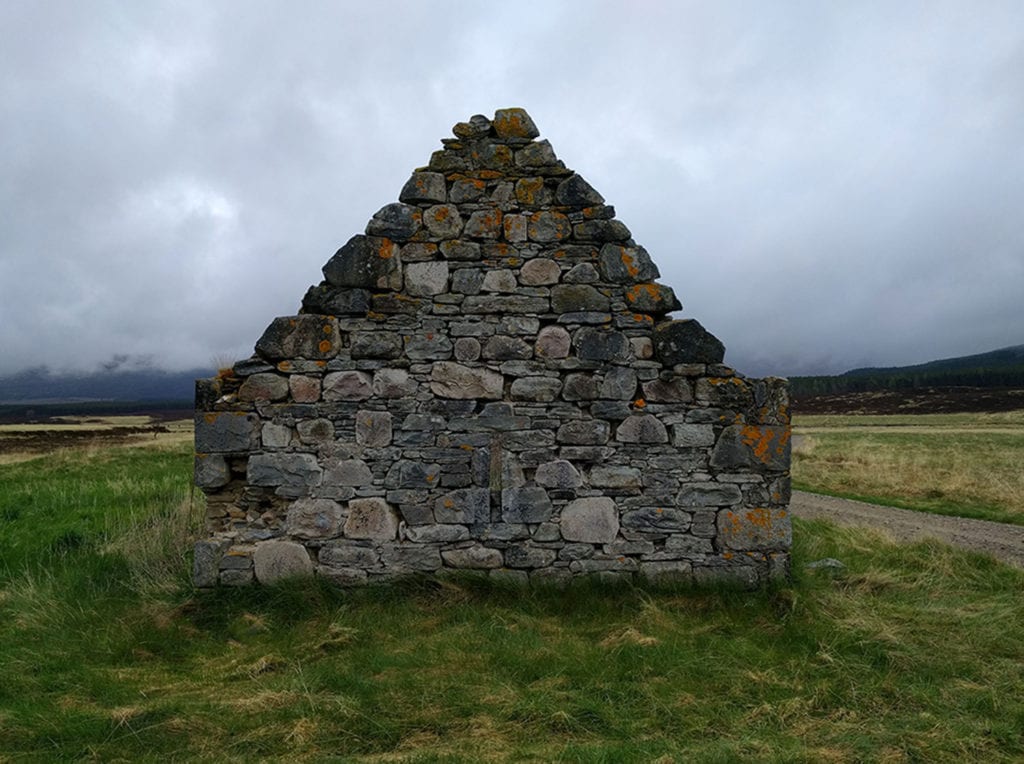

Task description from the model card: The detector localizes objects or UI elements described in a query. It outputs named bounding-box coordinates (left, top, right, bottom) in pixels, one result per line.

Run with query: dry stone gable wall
left=193, top=108, right=792, bottom=588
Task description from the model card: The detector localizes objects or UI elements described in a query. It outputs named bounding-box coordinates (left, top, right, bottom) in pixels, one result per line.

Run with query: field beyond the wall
left=1, top=415, right=1023, bottom=761
left=792, top=410, right=1024, bottom=526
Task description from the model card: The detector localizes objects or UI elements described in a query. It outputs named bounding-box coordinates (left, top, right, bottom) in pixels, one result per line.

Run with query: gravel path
left=790, top=490, right=1024, bottom=569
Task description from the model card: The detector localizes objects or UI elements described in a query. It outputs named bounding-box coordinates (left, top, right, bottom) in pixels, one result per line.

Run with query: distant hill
left=0, top=366, right=210, bottom=404
left=791, top=344, right=1024, bottom=396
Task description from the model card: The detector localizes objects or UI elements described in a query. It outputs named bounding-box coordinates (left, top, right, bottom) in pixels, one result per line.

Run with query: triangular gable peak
left=194, top=108, right=791, bottom=588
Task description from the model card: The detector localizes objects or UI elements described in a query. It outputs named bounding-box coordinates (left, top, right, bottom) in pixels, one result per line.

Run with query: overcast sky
left=2, top=1, right=1022, bottom=377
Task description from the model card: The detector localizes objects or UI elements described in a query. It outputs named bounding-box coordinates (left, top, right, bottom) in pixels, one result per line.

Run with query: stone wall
left=193, top=108, right=791, bottom=588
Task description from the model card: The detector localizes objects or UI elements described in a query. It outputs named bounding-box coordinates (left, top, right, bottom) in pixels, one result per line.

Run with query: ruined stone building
left=193, top=108, right=791, bottom=587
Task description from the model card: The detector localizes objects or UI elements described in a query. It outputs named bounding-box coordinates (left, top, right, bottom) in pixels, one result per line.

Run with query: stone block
left=238, top=372, right=289, bottom=402
left=710, top=425, right=791, bottom=472
left=671, top=424, right=715, bottom=447
left=381, top=544, right=443, bottom=571
left=323, top=235, right=402, bottom=291
left=615, top=414, right=668, bottom=443
left=642, top=378, right=692, bottom=403
left=253, top=541, right=314, bottom=583
left=323, top=370, right=373, bottom=401
left=493, top=107, right=540, bottom=140
left=373, top=368, right=418, bottom=398
left=598, top=244, right=659, bottom=283
left=286, top=498, right=344, bottom=539
left=535, top=326, right=572, bottom=359
left=482, top=269, right=517, bottom=292
left=195, top=412, right=269, bottom=452
left=344, top=497, right=399, bottom=541
left=573, top=327, right=630, bottom=362
left=653, top=320, right=725, bottom=365
left=501, top=486, right=553, bottom=523
left=351, top=332, right=403, bottom=359
left=624, top=283, right=682, bottom=315
left=399, top=171, right=447, bottom=203
left=434, top=487, right=490, bottom=524
left=590, top=465, right=641, bottom=489
left=195, top=454, right=230, bottom=489
left=600, top=367, right=638, bottom=400
left=528, top=210, right=572, bottom=242
left=620, top=507, right=691, bottom=533
left=557, top=419, right=610, bottom=445
left=248, top=453, right=323, bottom=489
left=519, top=258, right=561, bottom=286
left=560, top=497, right=619, bottom=543
left=193, top=539, right=226, bottom=587
left=296, top=418, right=334, bottom=444
left=555, top=174, right=604, bottom=206
left=301, top=284, right=371, bottom=315
left=510, top=376, right=562, bottom=402
left=535, top=459, right=582, bottom=489
left=551, top=284, right=610, bottom=313
left=261, top=422, right=293, bottom=448
left=405, top=525, right=471, bottom=543
left=430, top=362, right=503, bottom=399
left=323, top=458, right=373, bottom=487
left=423, top=204, right=464, bottom=238
left=320, top=543, right=379, bottom=569
left=717, top=507, right=792, bottom=551
left=405, top=261, right=449, bottom=296
left=442, top=546, right=504, bottom=569
left=255, top=315, right=342, bottom=362
left=464, top=209, right=502, bottom=239
left=355, top=410, right=393, bottom=447
left=289, top=375, right=322, bottom=403
left=366, top=202, right=421, bottom=239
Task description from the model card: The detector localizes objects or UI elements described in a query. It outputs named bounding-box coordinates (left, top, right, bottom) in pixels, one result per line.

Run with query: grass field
left=792, top=411, right=1024, bottom=526
left=1, top=430, right=1023, bottom=760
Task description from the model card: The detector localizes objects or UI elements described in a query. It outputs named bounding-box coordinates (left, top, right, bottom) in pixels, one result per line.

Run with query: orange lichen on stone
left=625, top=283, right=662, bottom=304
left=477, top=170, right=503, bottom=180
left=316, top=361, right=326, bottom=368
left=322, top=325, right=332, bottom=335
left=743, top=508, right=773, bottom=529
left=434, top=207, right=450, bottom=222
left=378, top=239, right=394, bottom=259
left=739, top=425, right=789, bottom=463
left=318, top=340, right=332, bottom=353
left=277, top=361, right=294, bottom=372
left=506, top=257, right=520, bottom=267
left=633, top=398, right=646, bottom=408
left=621, top=251, right=640, bottom=278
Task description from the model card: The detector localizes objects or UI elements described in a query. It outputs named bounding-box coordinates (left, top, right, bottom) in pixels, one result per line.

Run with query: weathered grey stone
left=717, top=507, right=792, bottom=551
left=351, top=331, right=403, bottom=360
left=323, top=370, right=374, bottom=401
left=442, top=546, right=503, bottom=569
left=386, top=460, right=442, bottom=489
left=551, top=284, right=610, bottom=313
left=528, top=210, right=572, bottom=242
left=573, top=327, right=630, bottom=362
left=405, top=261, right=449, bottom=297
left=248, top=453, right=322, bottom=489
left=301, top=284, right=371, bottom=315
left=193, top=539, right=226, bottom=586
left=404, top=332, right=453, bottom=361
left=624, top=283, right=681, bottom=315
left=297, top=418, right=334, bottom=444
left=510, top=376, right=562, bottom=402
left=615, top=414, right=668, bottom=444
left=289, top=375, right=321, bottom=403
left=372, top=368, right=418, bottom=398
left=323, top=459, right=373, bottom=487
left=600, top=367, right=638, bottom=400
left=505, top=545, right=558, bottom=569
left=320, top=542, right=379, bottom=569
left=366, top=202, right=421, bottom=239
left=454, top=337, right=482, bottom=361
left=664, top=535, right=715, bottom=555
left=642, top=378, right=693, bottom=403
left=630, top=337, right=654, bottom=360
left=562, top=372, right=601, bottom=400
left=710, top=425, right=791, bottom=472
left=514, top=176, right=552, bottom=206
left=253, top=541, right=314, bottom=583
left=381, top=544, right=443, bottom=571
left=653, top=320, right=726, bottom=365
left=597, top=244, right=659, bottom=283
left=535, top=325, right=571, bottom=359
left=355, top=411, right=392, bottom=447
left=493, top=107, right=540, bottom=140
left=464, top=209, right=503, bottom=239
left=432, top=487, right=491, bottom=524
left=195, top=454, right=230, bottom=489
left=640, top=561, right=693, bottom=582
left=534, top=459, right=582, bottom=489
left=516, top=139, right=561, bottom=170
left=503, top=214, right=528, bottom=242
left=462, top=295, right=549, bottom=314
left=451, top=268, right=484, bottom=294
left=563, top=262, right=599, bottom=283
left=238, top=372, right=289, bottom=402
left=449, top=178, right=487, bottom=203
left=430, top=362, right=503, bottom=399
left=555, top=174, right=604, bottom=206
left=621, top=508, right=691, bottom=533
left=440, top=240, right=482, bottom=261
left=483, top=335, right=532, bottom=360
left=575, top=219, right=631, bottom=242
left=261, top=421, right=292, bottom=448
left=671, top=424, right=715, bottom=448
left=287, top=498, right=344, bottom=539
left=501, top=486, right=553, bottom=523
left=481, top=269, right=517, bottom=292
left=557, top=419, right=610, bottom=445
left=323, top=235, right=402, bottom=291
left=561, top=497, right=619, bottom=543
left=423, top=204, right=464, bottom=238
left=676, top=482, right=743, bottom=506
left=405, top=524, right=470, bottom=543
left=519, top=258, right=561, bottom=286
left=344, top=497, right=399, bottom=541
left=399, top=171, right=447, bottom=203
left=256, top=315, right=342, bottom=361
left=590, top=465, right=641, bottom=489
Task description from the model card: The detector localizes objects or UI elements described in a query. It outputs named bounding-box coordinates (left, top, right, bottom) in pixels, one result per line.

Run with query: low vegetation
left=792, top=411, right=1024, bottom=525
left=1, top=431, right=1023, bottom=760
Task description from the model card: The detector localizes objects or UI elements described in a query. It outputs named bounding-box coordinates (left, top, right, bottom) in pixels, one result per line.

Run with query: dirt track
left=791, top=490, right=1024, bottom=568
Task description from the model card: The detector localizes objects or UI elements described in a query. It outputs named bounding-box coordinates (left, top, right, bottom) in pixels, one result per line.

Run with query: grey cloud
left=2, top=1, right=1022, bottom=377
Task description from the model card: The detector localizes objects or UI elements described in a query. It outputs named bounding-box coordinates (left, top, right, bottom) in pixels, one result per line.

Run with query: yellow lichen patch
left=620, top=251, right=640, bottom=278
left=434, top=207, right=450, bottom=222
left=322, top=324, right=332, bottom=335
left=377, top=239, right=394, bottom=259
left=506, top=257, right=520, bottom=267
left=277, top=361, right=294, bottom=372
left=739, top=425, right=790, bottom=463
left=634, top=398, right=646, bottom=408
left=477, top=170, right=502, bottom=180
left=318, top=340, right=332, bottom=353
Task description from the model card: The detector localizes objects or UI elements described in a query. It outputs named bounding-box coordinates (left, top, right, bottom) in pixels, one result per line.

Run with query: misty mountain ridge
left=843, top=344, right=1024, bottom=376
left=0, top=365, right=211, bottom=404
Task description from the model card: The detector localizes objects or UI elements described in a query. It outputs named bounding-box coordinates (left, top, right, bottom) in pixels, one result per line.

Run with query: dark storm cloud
left=2, top=1, right=1022, bottom=377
